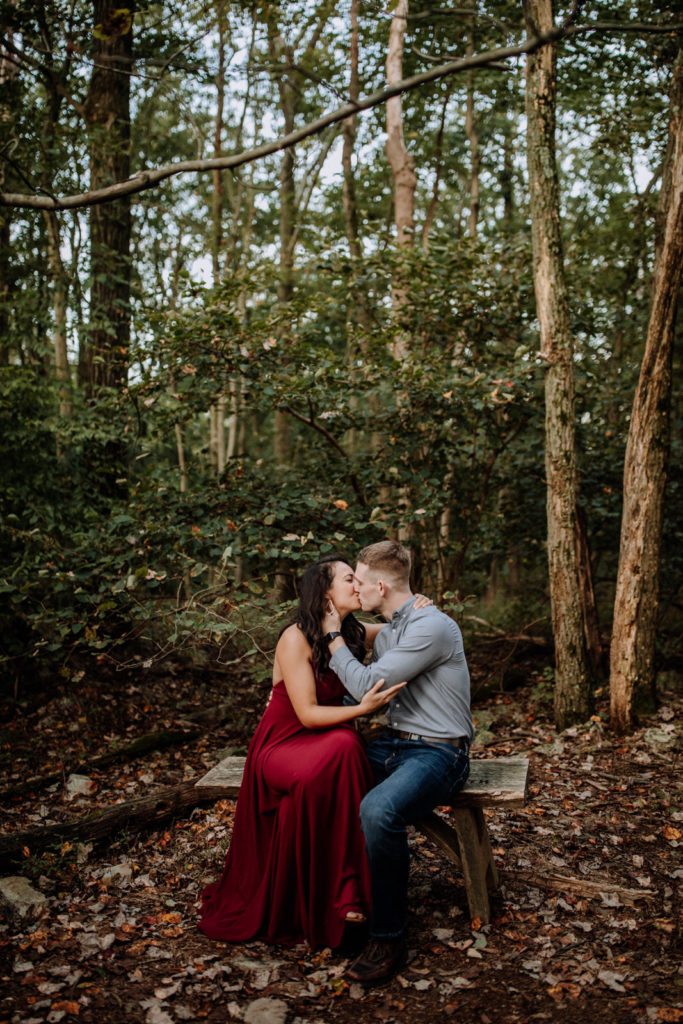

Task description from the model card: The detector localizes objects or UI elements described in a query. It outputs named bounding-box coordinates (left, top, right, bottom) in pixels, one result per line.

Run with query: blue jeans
left=360, top=732, right=470, bottom=939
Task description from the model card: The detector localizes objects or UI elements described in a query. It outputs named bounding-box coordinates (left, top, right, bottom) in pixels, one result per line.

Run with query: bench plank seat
left=195, top=754, right=529, bottom=926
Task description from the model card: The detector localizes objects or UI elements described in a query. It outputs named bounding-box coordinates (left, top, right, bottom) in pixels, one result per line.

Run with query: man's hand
left=358, top=678, right=407, bottom=714
left=322, top=600, right=342, bottom=635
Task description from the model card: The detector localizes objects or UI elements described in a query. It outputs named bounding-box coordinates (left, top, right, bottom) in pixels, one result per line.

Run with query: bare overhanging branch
left=2, top=19, right=681, bottom=211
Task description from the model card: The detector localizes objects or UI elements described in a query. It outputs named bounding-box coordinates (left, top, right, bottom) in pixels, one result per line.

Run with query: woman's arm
left=276, top=626, right=405, bottom=729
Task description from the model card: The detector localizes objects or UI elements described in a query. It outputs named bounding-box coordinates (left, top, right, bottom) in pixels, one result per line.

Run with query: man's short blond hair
left=357, top=540, right=411, bottom=588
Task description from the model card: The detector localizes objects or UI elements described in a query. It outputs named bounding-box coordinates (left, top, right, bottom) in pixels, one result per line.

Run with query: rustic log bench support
left=196, top=755, right=529, bottom=927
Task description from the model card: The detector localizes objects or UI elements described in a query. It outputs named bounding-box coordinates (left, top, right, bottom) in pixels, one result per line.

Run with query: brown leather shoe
left=346, top=937, right=407, bottom=985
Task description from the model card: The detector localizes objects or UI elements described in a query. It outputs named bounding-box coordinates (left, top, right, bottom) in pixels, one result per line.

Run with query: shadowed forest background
left=1, top=0, right=682, bottom=729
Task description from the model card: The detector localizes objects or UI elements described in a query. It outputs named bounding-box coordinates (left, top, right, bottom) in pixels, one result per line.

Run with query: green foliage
left=1, top=0, right=681, bottom=689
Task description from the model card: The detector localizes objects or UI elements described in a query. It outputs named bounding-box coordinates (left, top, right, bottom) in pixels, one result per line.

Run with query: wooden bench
left=195, top=755, right=529, bottom=926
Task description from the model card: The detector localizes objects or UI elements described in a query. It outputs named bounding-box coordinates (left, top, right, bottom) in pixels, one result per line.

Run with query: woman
left=198, top=555, right=406, bottom=950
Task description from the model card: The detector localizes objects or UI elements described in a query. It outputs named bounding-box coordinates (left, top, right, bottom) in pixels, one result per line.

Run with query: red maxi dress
left=199, top=668, right=373, bottom=949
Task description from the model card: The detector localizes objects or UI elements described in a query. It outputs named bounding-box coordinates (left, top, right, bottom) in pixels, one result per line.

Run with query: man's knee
left=360, top=789, right=400, bottom=839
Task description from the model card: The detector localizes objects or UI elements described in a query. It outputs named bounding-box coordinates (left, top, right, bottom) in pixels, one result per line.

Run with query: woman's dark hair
left=287, top=554, right=366, bottom=673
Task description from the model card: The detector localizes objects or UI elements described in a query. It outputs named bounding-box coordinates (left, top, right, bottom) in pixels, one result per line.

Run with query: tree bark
left=342, top=0, right=361, bottom=262
left=209, top=5, right=227, bottom=476
left=385, top=0, right=416, bottom=541
left=524, top=0, right=592, bottom=729
left=465, top=17, right=481, bottom=238
left=575, top=503, right=603, bottom=682
left=0, top=18, right=18, bottom=365
left=268, top=23, right=297, bottom=469
left=175, top=420, right=187, bottom=494
left=422, top=87, right=450, bottom=251
left=610, top=46, right=683, bottom=732
left=80, top=1, right=132, bottom=394
left=501, top=103, right=515, bottom=226
left=44, top=210, right=72, bottom=417
left=386, top=0, right=417, bottom=263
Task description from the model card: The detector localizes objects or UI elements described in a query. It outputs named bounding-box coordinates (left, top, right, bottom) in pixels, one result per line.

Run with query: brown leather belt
left=388, top=728, right=469, bottom=750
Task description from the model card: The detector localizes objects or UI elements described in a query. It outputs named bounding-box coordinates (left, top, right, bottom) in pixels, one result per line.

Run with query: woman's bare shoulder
left=276, top=623, right=312, bottom=655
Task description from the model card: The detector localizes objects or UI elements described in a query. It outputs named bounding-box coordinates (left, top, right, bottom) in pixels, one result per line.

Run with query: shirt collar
left=390, top=596, right=416, bottom=624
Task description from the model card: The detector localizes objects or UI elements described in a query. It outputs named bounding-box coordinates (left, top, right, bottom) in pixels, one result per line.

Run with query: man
left=322, top=540, right=474, bottom=985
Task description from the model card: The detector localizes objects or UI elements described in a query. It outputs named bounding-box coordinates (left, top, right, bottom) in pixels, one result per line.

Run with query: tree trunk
left=422, top=88, right=450, bottom=251
left=0, top=779, right=229, bottom=865
left=465, top=18, right=480, bottom=238
left=44, top=210, right=72, bottom=417
left=0, top=208, right=8, bottom=366
left=342, top=0, right=361, bottom=262
left=524, top=0, right=592, bottom=729
left=175, top=420, right=187, bottom=493
left=385, top=0, right=416, bottom=540
left=271, top=31, right=297, bottom=469
left=80, top=1, right=132, bottom=395
left=273, top=134, right=295, bottom=468
left=501, top=107, right=515, bottom=226
left=610, top=46, right=683, bottom=732
left=575, top=503, right=603, bottom=682
left=0, top=23, right=18, bottom=366
left=209, top=5, right=227, bottom=475
left=386, top=0, right=417, bottom=267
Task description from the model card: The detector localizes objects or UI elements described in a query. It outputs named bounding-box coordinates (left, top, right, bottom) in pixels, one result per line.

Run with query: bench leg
left=419, top=807, right=499, bottom=925
left=450, top=806, right=499, bottom=925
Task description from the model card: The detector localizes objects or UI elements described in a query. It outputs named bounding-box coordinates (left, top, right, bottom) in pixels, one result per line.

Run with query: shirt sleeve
left=329, top=614, right=450, bottom=702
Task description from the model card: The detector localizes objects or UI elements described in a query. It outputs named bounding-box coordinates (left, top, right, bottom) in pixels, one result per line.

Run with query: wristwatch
left=324, top=631, right=343, bottom=644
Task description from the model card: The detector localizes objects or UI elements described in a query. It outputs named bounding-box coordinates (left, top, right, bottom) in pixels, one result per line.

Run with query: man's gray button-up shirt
left=330, top=597, right=474, bottom=742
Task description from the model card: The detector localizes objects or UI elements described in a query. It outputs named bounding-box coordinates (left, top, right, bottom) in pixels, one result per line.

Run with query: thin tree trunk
left=385, top=0, right=416, bottom=540
left=524, top=0, right=592, bottom=729
left=175, top=422, right=187, bottom=494
left=501, top=109, right=515, bottom=226
left=465, top=17, right=480, bottom=238
left=211, top=6, right=226, bottom=283
left=44, top=210, right=72, bottom=417
left=0, top=210, right=8, bottom=366
left=81, top=1, right=132, bottom=395
left=209, top=7, right=227, bottom=476
left=610, top=46, right=683, bottom=732
left=386, top=0, right=417, bottom=266
left=422, top=87, right=450, bottom=251
left=273, top=63, right=296, bottom=469
left=227, top=380, right=239, bottom=460
left=273, top=141, right=295, bottom=468
left=575, top=503, right=603, bottom=682
left=0, top=23, right=16, bottom=366
left=342, top=0, right=361, bottom=261
left=341, top=0, right=375, bottom=458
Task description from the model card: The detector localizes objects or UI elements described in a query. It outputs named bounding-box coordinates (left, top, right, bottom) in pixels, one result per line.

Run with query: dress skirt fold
left=199, top=670, right=372, bottom=949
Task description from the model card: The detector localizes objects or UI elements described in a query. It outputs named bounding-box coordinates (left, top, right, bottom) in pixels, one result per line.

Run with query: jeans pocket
left=444, top=748, right=470, bottom=799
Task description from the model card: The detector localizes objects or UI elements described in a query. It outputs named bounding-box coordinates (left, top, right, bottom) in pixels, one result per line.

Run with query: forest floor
left=0, top=651, right=681, bottom=1024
